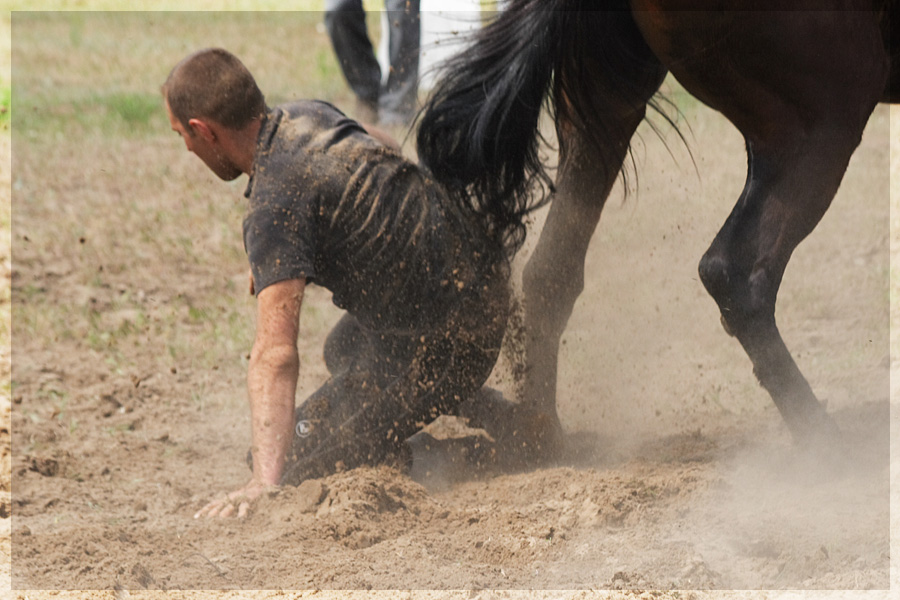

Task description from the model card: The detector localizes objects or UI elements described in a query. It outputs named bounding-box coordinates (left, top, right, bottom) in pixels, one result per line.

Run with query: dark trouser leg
left=323, top=313, right=367, bottom=376
left=379, top=0, right=420, bottom=124
left=280, top=274, right=509, bottom=486
left=324, top=0, right=381, bottom=108
left=281, top=358, right=391, bottom=483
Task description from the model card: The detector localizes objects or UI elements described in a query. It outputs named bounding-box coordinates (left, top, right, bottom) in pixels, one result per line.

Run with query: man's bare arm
left=194, top=278, right=305, bottom=518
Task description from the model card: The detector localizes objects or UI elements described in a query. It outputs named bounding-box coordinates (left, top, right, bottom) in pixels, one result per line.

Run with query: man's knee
left=323, top=314, right=366, bottom=375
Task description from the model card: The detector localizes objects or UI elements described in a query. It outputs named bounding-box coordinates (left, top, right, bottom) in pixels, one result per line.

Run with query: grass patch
left=15, top=90, right=168, bottom=138
left=108, top=91, right=160, bottom=127
left=12, top=11, right=354, bottom=139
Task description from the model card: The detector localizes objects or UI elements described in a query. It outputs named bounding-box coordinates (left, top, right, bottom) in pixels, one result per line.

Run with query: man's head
left=163, top=48, right=266, bottom=180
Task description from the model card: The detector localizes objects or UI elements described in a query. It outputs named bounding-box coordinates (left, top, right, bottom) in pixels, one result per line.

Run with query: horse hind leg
left=698, top=129, right=870, bottom=443
left=628, top=6, right=889, bottom=445
left=516, top=129, right=615, bottom=456
left=518, top=53, right=666, bottom=457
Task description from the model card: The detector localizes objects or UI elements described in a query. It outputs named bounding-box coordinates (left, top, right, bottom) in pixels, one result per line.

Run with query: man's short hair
left=163, top=48, right=266, bottom=132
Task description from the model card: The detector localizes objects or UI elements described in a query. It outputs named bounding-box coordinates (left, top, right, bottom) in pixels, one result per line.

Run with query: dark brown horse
left=416, top=0, right=897, bottom=450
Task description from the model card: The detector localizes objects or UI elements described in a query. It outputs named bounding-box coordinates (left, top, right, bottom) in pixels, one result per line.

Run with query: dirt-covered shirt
left=243, top=100, right=495, bottom=333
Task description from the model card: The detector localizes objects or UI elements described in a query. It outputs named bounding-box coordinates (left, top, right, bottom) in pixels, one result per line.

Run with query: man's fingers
left=194, top=486, right=260, bottom=519
left=194, top=498, right=251, bottom=519
left=195, top=499, right=226, bottom=519
left=194, top=503, right=214, bottom=519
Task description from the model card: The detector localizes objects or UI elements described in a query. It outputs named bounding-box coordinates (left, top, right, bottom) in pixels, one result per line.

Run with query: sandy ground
left=3, top=57, right=897, bottom=600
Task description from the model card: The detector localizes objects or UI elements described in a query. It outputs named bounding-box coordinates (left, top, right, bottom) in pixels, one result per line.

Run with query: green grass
left=14, top=90, right=168, bottom=138
left=9, top=10, right=368, bottom=141
left=108, top=92, right=161, bottom=127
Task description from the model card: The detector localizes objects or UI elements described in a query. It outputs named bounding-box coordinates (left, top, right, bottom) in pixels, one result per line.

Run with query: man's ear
left=188, top=118, right=216, bottom=143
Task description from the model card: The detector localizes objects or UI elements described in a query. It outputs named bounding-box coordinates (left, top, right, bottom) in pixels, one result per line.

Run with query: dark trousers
left=324, top=0, right=421, bottom=123
left=280, top=270, right=509, bottom=485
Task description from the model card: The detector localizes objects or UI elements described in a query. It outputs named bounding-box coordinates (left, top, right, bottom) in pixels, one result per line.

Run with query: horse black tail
left=416, top=0, right=581, bottom=254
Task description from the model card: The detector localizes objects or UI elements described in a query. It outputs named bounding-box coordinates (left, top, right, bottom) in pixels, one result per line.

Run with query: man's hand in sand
left=194, top=478, right=275, bottom=519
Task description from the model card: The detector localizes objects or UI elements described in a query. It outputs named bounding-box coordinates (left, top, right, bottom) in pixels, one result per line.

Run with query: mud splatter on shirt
left=243, top=100, right=498, bottom=333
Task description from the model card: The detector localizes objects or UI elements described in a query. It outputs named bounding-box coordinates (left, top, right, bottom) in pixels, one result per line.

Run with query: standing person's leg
left=379, top=0, right=420, bottom=125
left=324, top=0, right=381, bottom=122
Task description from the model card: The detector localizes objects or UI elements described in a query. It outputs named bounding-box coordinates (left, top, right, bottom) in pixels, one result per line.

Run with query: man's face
left=166, top=99, right=242, bottom=181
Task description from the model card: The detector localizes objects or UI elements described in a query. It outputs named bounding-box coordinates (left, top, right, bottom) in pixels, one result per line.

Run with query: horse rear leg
left=698, top=129, right=873, bottom=443
left=518, top=95, right=662, bottom=455
left=517, top=130, right=610, bottom=452
left=636, top=8, right=892, bottom=444
left=517, top=9, right=667, bottom=458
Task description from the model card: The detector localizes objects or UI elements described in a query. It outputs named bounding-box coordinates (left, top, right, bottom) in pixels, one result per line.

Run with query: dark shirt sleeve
left=243, top=199, right=317, bottom=295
